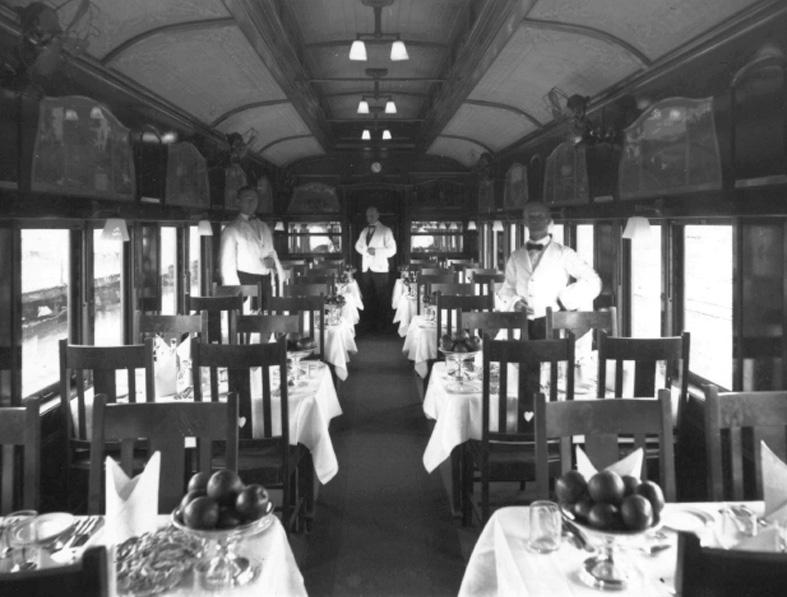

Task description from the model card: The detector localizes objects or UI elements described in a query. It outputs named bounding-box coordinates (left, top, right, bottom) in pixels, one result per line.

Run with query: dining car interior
left=2, top=0, right=787, bottom=595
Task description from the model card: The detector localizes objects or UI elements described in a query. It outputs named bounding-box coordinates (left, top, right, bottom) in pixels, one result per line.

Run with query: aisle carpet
left=293, top=333, right=466, bottom=596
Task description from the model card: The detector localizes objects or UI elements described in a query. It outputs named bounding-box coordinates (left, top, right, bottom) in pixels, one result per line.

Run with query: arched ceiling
left=0, top=0, right=779, bottom=171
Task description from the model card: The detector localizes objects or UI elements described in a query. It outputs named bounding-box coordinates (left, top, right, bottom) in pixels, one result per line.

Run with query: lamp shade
left=274, top=221, right=285, bottom=232
left=384, top=100, right=397, bottom=114
left=467, top=220, right=477, bottom=231
left=382, top=129, right=392, bottom=140
left=357, top=100, right=370, bottom=114
left=349, top=39, right=367, bottom=61
left=361, top=129, right=371, bottom=141
left=492, top=220, right=504, bottom=232
left=622, top=216, right=651, bottom=240
left=390, top=38, right=409, bottom=61
left=197, top=220, right=213, bottom=236
left=101, top=218, right=129, bottom=242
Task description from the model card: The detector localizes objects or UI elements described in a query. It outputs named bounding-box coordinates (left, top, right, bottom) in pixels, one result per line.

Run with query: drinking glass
left=529, top=500, right=562, bottom=553
left=7, top=515, right=44, bottom=571
left=0, top=510, right=37, bottom=561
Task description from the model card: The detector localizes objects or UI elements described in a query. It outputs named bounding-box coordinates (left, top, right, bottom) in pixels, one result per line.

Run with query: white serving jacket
left=354, top=222, right=397, bottom=273
left=497, top=239, right=601, bottom=318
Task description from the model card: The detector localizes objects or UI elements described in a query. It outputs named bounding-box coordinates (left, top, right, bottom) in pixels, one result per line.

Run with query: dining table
left=458, top=501, right=769, bottom=597
left=6, top=512, right=307, bottom=596
left=401, top=314, right=438, bottom=377
left=392, top=278, right=419, bottom=337
left=337, top=278, right=364, bottom=327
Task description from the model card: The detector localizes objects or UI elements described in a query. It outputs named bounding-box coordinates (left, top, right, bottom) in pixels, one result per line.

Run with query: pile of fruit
left=285, top=332, right=316, bottom=352
left=174, top=469, right=271, bottom=530
left=440, top=332, right=481, bottom=353
left=556, top=469, right=665, bottom=532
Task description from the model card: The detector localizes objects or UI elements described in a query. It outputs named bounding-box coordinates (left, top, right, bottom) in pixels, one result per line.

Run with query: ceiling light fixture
left=467, top=221, right=477, bottom=231
left=621, top=216, right=651, bottom=240
left=361, top=129, right=371, bottom=141
left=384, top=100, right=397, bottom=114
left=197, top=220, right=213, bottom=236
left=357, top=100, right=370, bottom=114
left=101, top=218, right=130, bottom=242
left=382, top=129, right=392, bottom=140
left=349, top=0, right=409, bottom=63
left=349, top=37, right=367, bottom=61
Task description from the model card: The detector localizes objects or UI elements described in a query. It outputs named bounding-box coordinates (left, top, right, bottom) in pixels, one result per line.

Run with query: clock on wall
left=371, top=161, right=382, bottom=173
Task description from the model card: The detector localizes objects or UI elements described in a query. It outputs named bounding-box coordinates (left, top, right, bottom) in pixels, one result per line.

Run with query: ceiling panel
left=216, top=104, right=313, bottom=153
left=467, top=26, right=643, bottom=127
left=262, top=137, right=325, bottom=167
left=427, top=136, right=487, bottom=168
left=110, top=25, right=286, bottom=124
left=531, top=0, right=762, bottom=61
left=443, top=104, right=537, bottom=152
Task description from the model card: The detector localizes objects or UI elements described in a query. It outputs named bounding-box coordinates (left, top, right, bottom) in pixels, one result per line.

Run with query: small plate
left=12, top=513, right=76, bottom=545
left=661, top=506, right=714, bottom=534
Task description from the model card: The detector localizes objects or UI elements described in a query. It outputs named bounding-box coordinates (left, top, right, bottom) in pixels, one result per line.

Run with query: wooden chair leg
left=481, top=458, right=490, bottom=524
left=450, top=446, right=462, bottom=515
left=462, top=447, right=474, bottom=527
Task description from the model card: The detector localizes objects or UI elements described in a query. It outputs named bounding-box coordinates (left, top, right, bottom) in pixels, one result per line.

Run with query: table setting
left=458, top=441, right=787, bottom=596
left=392, top=270, right=420, bottom=337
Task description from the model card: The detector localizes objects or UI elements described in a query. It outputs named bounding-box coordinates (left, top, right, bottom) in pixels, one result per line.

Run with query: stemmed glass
left=0, top=510, right=37, bottom=569
left=6, top=514, right=45, bottom=571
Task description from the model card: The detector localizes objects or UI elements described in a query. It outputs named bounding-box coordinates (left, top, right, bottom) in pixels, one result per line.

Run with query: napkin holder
left=105, top=451, right=160, bottom=545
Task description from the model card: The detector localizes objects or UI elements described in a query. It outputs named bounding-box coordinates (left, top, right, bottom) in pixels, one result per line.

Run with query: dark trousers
left=528, top=316, right=546, bottom=340
left=237, top=271, right=271, bottom=311
left=360, top=270, right=390, bottom=332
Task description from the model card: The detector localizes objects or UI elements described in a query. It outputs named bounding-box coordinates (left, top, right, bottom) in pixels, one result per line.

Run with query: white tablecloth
left=392, top=279, right=419, bottom=337
left=458, top=502, right=764, bottom=597
left=252, top=360, right=341, bottom=484
left=321, top=321, right=358, bottom=381
left=338, top=280, right=364, bottom=326
left=402, top=315, right=438, bottom=377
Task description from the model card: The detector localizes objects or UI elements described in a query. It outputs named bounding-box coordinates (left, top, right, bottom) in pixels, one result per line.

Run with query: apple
left=179, top=489, right=205, bottom=513
left=217, top=507, right=243, bottom=529
left=183, top=496, right=219, bottom=530
left=235, top=484, right=270, bottom=521
left=555, top=470, right=587, bottom=505
left=635, top=480, right=665, bottom=515
left=620, top=494, right=654, bottom=531
left=187, top=472, right=210, bottom=494
left=587, top=470, right=625, bottom=505
left=206, top=469, right=244, bottom=507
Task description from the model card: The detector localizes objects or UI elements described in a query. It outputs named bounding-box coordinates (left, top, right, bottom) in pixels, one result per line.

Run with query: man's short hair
left=236, top=185, right=257, bottom=198
left=523, top=201, right=551, bottom=217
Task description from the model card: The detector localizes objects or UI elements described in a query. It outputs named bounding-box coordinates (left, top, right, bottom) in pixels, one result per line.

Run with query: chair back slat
left=266, top=296, right=325, bottom=358
left=462, top=310, right=528, bottom=341
left=236, top=314, right=300, bottom=344
left=88, top=392, right=239, bottom=513
left=704, top=386, right=787, bottom=501
left=429, top=283, right=475, bottom=296
left=535, top=389, right=676, bottom=501
left=283, top=282, right=330, bottom=298
left=545, top=306, right=618, bottom=343
left=0, top=398, right=40, bottom=513
left=188, top=295, right=244, bottom=343
left=133, top=312, right=207, bottom=344
left=417, top=273, right=457, bottom=314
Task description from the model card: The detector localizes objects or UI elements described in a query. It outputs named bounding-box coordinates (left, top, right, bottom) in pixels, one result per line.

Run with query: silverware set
left=51, top=516, right=104, bottom=553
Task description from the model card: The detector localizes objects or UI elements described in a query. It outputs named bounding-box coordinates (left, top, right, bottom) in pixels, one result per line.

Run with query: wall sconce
left=492, top=220, right=504, bottom=232
left=197, top=220, right=213, bottom=236
left=274, top=221, right=285, bottom=232
left=101, top=218, right=129, bottom=242
left=467, top=220, right=477, bottom=231
left=622, top=216, right=651, bottom=240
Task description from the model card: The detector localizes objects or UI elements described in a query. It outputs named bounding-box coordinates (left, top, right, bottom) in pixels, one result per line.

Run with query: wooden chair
left=596, top=333, right=690, bottom=412
left=533, top=389, right=676, bottom=501
left=187, top=295, right=244, bottom=344
left=190, top=338, right=306, bottom=531
left=0, top=397, right=40, bottom=514
left=236, top=313, right=300, bottom=344
left=463, top=335, right=576, bottom=524
left=88, top=392, right=239, bottom=513
left=0, top=545, right=108, bottom=597
left=467, top=270, right=504, bottom=303
left=434, top=293, right=493, bottom=355
left=704, top=386, right=787, bottom=501
left=132, top=311, right=207, bottom=344
left=297, top=272, right=335, bottom=286
left=419, top=267, right=447, bottom=276
left=545, top=306, right=618, bottom=343
left=283, top=281, right=330, bottom=298
left=675, top=531, right=787, bottom=597
left=429, top=282, right=476, bottom=296
left=265, top=296, right=326, bottom=360
left=59, top=339, right=156, bottom=507
left=462, top=310, right=528, bottom=341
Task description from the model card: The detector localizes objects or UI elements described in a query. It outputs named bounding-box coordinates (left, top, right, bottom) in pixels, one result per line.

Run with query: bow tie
left=526, top=242, right=546, bottom=251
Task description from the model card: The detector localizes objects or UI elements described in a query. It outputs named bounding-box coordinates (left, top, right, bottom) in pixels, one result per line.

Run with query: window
left=160, top=227, right=177, bottom=315
left=551, top=224, right=564, bottom=244
left=410, top=221, right=464, bottom=254
left=288, top=222, right=341, bottom=254
left=93, top=228, right=123, bottom=345
left=684, top=225, right=733, bottom=388
left=188, top=226, right=202, bottom=297
left=21, top=229, right=69, bottom=397
left=576, top=224, right=594, bottom=266
left=630, top=225, right=662, bottom=337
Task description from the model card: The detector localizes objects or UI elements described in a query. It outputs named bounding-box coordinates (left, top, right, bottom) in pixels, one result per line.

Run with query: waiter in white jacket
left=498, top=201, right=601, bottom=339
left=355, top=206, right=397, bottom=333
left=219, top=186, right=283, bottom=308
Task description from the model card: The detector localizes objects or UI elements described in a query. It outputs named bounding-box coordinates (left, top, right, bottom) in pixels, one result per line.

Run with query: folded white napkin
left=105, top=451, right=160, bottom=545
left=761, top=441, right=787, bottom=522
left=576, top=446, right=643, bottom=480
left=153, top=337, right=177, bottom=397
